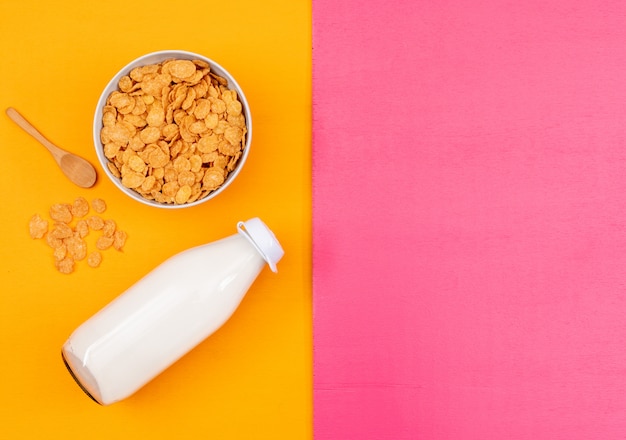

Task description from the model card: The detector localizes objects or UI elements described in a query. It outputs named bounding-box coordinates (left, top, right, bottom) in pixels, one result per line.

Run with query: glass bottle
left=62, top=217, right=284, bottom=405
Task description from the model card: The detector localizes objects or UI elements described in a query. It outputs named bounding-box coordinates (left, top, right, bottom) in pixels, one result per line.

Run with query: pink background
left=313, top=1, right=626, bottom=438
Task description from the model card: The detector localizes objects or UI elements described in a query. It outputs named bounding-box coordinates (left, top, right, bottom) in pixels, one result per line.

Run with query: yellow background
left=0, top=1, right=311, bottom=438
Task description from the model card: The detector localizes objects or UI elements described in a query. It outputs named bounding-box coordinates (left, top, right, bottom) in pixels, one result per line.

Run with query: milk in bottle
left=62, top=217, right=284, bottom=405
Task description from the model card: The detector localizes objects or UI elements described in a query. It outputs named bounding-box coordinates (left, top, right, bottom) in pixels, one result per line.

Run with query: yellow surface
left=0, top=1, right=311, bottom=438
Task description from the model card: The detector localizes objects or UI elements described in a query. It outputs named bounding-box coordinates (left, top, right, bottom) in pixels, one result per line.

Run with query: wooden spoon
left=6, top=107, right=97, bottom=188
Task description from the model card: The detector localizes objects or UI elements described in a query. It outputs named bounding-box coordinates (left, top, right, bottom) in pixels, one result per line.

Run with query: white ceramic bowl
left=93, top=50, right=252, bottom=208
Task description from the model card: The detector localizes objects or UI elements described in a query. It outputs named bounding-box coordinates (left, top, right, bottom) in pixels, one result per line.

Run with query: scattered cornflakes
left=87, top=251, right=102, bottom=268
left=28, top=214, right=48, bottom=239
left=86, top=215, right=105, bottom=230
left=71, top=197, right=90, bottom=218
left=100, top=58, right=247, bottom=204
left=95, top=235, right=113, bottom=250
left=29, top=197, right=128, bottom=274
left=53, top=244, right=67, bottom=261
left=50, top=223, right=73, bottom=239
left=66, top=235, right=87, bottom=261
left=113, top=230, right=128, bottom=251
left=102, top=219, right=116, bottom=238
left=46, top=233, right=63, bottom=249
left=55, top=257, right=74, bottom=275
left=91, top=198, right=107, bottom=214
left=50, top=204, right=72, bottom=223
left=75, top=220, right=89, bottom=238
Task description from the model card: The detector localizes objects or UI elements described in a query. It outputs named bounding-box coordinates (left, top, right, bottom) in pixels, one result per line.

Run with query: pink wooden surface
left=313, top=1, right=626, bottom=438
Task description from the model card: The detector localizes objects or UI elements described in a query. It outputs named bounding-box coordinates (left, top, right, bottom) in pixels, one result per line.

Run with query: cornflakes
left=113, top=230, right=127, bottom=251
left=175, top=185, right=192, bottom=204
left=71, top=197, right=90, bottom=218
left=50, top=204, right=72, bottom=223
left=169, top=60, right=196, bottom=79
left=96, top=236, right=114, bottom=250
left=101, top=58, right=246, bottom=204
left=92, top=198, right=107, bottom=214
left=46, top=233, right=64, bottom=249
left=66, top=235, right=88, bottom=261
left=202, top=167, right=225, bottom=191
left=53, top=244, right=67, bottom=261
left=102, top=219, right=116, bottom=238
left=87, top=251, right=102, bottom=268
left=75, top=220, right=89, bottom=238
left=55, top=257, right=74, bottom=274
left=29, top=214, right=48, bottom=239
left=29, top=198, right=127, bottom=273
left=50, top=223, right=73, bottom=239
left=87, top=215, right=105, bottom=230
left=122, top=171, right=145, bottom=188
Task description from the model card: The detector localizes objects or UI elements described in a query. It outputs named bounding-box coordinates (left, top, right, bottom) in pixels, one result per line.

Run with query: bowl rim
left=93, top=49, right=252, bottom=209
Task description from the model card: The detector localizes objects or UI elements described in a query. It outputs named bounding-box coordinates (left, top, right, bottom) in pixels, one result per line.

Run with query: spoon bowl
left=59, top=154, right=98, bottom=188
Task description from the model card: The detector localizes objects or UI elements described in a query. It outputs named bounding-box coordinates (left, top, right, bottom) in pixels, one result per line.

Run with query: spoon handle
left=6, top=107, right=66, bottom=161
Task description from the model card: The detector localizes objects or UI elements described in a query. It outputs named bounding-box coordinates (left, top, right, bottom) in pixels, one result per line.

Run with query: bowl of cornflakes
left=93, top=50, right=252, bottom=208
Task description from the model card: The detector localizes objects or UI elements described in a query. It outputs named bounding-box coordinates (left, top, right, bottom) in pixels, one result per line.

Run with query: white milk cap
left=237, top=218, right=284, bottom=273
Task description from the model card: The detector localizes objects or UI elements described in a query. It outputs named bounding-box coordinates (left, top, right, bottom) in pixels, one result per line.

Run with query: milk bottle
left=62, top=218, right=284, bottom=405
